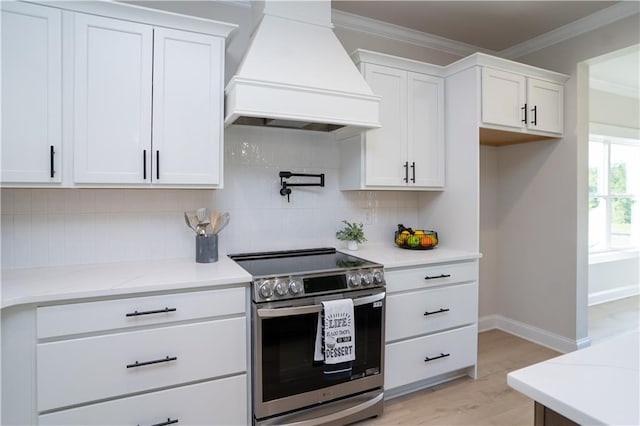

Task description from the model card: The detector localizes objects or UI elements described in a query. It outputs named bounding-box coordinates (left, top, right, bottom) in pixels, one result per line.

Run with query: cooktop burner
left=229, top=247, right=378, bottom=278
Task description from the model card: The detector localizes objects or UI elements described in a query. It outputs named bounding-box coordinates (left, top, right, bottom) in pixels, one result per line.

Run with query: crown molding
left=591, top=78, right=640, bottom=99
left=499, top=2, right=640, bottom=60
left=331, top=9, right=495, bottom=58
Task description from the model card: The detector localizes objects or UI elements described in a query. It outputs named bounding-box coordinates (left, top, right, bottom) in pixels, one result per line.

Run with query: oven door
left=253, top=289, right=385, bottom=421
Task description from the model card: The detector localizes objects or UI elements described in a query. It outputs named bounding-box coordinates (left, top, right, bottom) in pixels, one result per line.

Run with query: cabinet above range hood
left=224, top=0, right=381, bottom=132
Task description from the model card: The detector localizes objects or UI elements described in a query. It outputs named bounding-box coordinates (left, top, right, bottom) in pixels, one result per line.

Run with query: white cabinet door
left=1, top=2, right=62, bottom=183
left=39, top=375, right=248, bottom=426
left=152, top=28, right=224, bottom=185
left=37, top=317, right=246, bottom=411
left=73, top=14, right=153, bottom=184
left=363, top=63, right=407, bottom=186
left=407, top=72, right=444, bottom=188
left=481, top=67, right=526, bottom=130
left=527, top=78, right=564, bottom=134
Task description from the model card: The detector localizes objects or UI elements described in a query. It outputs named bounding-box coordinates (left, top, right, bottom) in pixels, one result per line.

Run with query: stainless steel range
left=230, top=247, right=386, bottom=426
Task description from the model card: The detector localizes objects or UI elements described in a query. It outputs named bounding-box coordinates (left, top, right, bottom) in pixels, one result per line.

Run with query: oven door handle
left=257, top=292, right=385, bottom=318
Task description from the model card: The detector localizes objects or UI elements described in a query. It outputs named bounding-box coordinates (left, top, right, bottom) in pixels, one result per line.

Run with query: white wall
left=1, top=126, right=419, bottom=269
left=479, top=146, right=498, bottom=318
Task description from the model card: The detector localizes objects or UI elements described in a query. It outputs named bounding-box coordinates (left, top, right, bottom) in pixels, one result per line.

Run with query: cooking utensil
left=196, top=207, right=209, bottom=225
left=210, top=212, right=219, bottom=234
left=212, top=212, right=230, bottom=235
left=184, top=211, right=200, bottom=233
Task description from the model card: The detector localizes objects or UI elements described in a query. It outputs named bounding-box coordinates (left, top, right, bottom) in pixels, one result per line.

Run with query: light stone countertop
left=508, top=330, right=640, bottom=425
left=1, top=244, right=479, bottom=309
left=1, top=256, right=252, bottom=309
left=341, top=243, right=481, bottom=269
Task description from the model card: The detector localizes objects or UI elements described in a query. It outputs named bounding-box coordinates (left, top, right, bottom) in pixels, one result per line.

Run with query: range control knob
left=274, top=280, right=288, bottom=297
left=360, top=271, right=373, bottom=286
left=346, top=272, right=359, bottom=288
left=372, top=269, right=385, bottom=285
left=289, top=278, right=303, bottom=295
left=259, top=280, right=274, bottom=299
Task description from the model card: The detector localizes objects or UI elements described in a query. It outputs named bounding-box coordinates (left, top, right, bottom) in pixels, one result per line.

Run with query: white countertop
left=1, top=256, right=252, bottom=308
left=343, top=243, right=481, bottom=269
left=508, top=331, right=640, bottom=425
left=1, top=244, right=479, bottom=309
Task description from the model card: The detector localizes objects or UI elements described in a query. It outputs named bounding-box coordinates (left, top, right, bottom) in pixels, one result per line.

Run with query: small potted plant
left=336, top=220, right=367, bottom=251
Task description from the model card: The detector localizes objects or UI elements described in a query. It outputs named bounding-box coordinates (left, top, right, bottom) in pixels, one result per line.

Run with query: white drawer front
left=37, top=317, right=246, bottom=411
left=386, top=283, right=477, bottom=342
left=385, top=325, right=477, bottom=391
left=385, top=261, right=477, bottom=293
left=37, top=287, right=245, bottom=338
left=39, top=374, right=247, bottom=426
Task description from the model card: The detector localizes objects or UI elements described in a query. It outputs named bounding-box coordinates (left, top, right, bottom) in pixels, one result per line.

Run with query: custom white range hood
left=224, top=0, right=381, bottom=132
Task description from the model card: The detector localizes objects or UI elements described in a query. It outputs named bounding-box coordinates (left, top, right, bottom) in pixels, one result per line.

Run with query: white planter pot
left=347, top=241, right=359, bottom=251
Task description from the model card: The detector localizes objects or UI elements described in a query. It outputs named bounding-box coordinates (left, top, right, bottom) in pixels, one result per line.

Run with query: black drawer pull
left=531, top=105, right=538, bottom=126
left=424, top=352, right=450, bottom=363
left=424, top=307, right=450, bottom=316
left=521, top=103, right=527, bottom=124
left=424, top=274, right=451, bottom=280
left=126, top=307, right=176, bottom=317
left=138, top=418, right=179, bottom=426
left=126, top=356, right=177, bottom=369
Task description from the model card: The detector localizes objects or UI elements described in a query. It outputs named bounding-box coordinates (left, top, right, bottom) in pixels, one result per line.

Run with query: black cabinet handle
left=126, top=356, right=177, bottom=369
left=143, top=150, right=147, bottom=180
left=531, top=105, right=537, bottom=126
left=156, top=150, right=160, bottom=180
left=403, top=161, right=408, bottom=183
left=424, top=307, right=450, bottom=316
left=125, top=307, right=176, bottom=317
left=424, top=352, right=450, bottom=363
left=410, top=162, right=415, bottom=183
left=424, top=274, right=451, bottom=280
left=138, top=418, right=179, bottom=426
left=50, top=145, right=55, bottom=178
left=521, top=103, right=527, bottom=124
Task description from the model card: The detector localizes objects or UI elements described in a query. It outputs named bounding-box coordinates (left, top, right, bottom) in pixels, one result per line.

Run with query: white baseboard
left=589, top=285, right=640, bottom=306
left=478, top=314, right=591, bottom=353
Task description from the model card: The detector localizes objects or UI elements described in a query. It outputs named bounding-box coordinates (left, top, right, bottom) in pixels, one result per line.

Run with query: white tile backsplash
left=0, top=126, right=419, bottom=269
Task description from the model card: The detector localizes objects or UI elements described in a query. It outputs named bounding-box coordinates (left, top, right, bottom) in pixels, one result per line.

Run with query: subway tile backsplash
left=1, top=126, right=419, bottom=269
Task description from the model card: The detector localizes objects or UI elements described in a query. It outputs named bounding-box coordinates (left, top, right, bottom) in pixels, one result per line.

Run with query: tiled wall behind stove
left=1, top=126, right=419, bottom=269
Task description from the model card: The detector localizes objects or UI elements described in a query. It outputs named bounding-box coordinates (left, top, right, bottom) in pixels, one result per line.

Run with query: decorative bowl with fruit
left=394, top=224, right=438, bottom=250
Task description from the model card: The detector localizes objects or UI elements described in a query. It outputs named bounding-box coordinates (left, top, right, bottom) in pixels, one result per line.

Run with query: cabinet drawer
left=37, top=317, right=246, bottom=411
left=39, top=374, right=247, bottom=425
left=385, top=325, right=477, bottom=390
left=385, top=261, right=477, bottom=293
left=37, top=287, right=245, bottom=338
left=386, top=283, right=477, bottom=342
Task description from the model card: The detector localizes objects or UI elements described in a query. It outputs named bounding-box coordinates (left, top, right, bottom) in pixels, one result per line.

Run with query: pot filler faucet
left=279, top=171, right=325, bottom=202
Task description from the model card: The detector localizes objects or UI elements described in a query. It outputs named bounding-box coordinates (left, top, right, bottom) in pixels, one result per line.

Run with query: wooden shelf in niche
left=480, top=127, right=556, bottom=147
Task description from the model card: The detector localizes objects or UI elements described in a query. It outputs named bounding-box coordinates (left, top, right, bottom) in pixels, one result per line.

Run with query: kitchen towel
left=314, top=298, right=355, bottom=364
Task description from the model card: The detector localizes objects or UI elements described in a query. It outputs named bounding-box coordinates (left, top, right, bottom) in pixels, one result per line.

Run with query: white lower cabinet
left=35, top=287, right=249, bottom=425
left=384, top=260, right=478, bottom=396
left=385, top=325, right=477, bottom=390
left=39, top=375, right=247, bottom=426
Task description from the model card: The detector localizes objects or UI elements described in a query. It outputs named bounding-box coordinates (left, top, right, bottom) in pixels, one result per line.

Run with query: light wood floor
left=360, top=330, right=559, bottom=425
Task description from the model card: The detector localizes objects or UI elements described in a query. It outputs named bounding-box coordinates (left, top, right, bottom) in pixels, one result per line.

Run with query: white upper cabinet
left=339, top=50, right=445, bottom=190
left=1, top=2, right=62, bottom=184
left=362, top=64, right=408, bottom=186
left=1, top=2, right=234, bottom=188
left=527, top=77, right=564, bottom=134
left=74, top=15, right=226, bottom=187
left=152, top=28, right=224, bottom=186
left=481, top=66, right=565, bottom=136
left=73, top=14, right=153, bottom=184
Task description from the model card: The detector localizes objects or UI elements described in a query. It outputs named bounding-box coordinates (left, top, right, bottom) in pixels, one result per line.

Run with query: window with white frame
left=589, top=134, right=640, bottom=252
